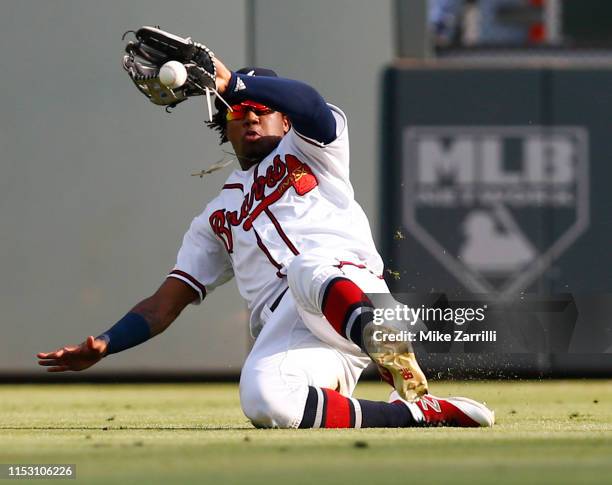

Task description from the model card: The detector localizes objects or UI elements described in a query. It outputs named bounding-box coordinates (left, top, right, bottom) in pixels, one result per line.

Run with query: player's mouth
left=243, top=130, right=262, bottom=142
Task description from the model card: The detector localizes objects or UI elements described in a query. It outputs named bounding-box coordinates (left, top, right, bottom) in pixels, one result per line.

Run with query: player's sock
left=298, top=386, right=417, bottom=428
left=320, top=277, right=374, bottom=351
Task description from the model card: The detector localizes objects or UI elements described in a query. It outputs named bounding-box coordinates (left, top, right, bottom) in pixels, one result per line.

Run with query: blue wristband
left=98, top=312, right=151, bottom=355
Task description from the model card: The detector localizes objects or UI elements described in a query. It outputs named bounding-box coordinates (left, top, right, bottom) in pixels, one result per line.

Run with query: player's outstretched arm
left=212, top=56, right=336, bottom=145
left=36, top=278, right=198, bottom=372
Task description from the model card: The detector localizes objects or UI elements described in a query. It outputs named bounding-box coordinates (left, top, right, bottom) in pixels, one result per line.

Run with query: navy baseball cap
left=236, top=67, right=278, bottom=77
left=215, top=67, right=278, bottom=110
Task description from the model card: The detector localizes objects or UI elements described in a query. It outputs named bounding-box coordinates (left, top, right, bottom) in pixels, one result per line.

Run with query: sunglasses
left=226, top=101, right=275, bottom=121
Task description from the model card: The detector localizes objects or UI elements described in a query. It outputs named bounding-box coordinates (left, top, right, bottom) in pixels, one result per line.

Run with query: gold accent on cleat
left=374, top=352, right=428, bottom=402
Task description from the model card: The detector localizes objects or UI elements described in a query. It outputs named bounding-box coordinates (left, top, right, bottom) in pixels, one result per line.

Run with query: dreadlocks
left=205, top=108, right=229, bottom=144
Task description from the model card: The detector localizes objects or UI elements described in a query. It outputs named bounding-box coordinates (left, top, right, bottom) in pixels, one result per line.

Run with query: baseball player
left=38, top=41, right=494, bottom=428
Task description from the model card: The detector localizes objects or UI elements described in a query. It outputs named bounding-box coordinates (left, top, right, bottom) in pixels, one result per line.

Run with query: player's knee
left=239, top=377, right=304, bottom=429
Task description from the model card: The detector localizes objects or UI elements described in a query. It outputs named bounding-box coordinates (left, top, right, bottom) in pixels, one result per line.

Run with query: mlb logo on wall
left=403, top=126, right=589, bottom=295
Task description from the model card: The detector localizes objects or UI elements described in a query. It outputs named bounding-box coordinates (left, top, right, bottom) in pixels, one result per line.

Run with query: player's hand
left=36, top=336, right=108, bottom=372
left=214, top=57, right=232, bottom=94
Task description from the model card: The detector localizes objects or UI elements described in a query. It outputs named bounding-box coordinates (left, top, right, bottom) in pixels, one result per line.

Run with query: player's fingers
left=37, top=351, right=61, bottom=358
left=36, top=350, right=63, bottom=359
left=38, top=360, right=63, bottom=366
left=47, top=366, right=70, bottom=372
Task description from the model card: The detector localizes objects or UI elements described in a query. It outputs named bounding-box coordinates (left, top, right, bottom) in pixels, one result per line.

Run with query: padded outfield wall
left=380, top=61, right=612, bottom=376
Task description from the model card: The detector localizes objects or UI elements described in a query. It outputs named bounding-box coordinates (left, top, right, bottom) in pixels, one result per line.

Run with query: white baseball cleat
left=390, top=390, right=495, bottom=427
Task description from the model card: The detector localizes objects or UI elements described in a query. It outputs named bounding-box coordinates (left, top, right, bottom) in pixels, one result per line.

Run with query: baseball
left=159, top=61, right=188, bottom=89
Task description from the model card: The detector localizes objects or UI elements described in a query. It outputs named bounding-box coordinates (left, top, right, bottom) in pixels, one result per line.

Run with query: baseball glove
left=122, top=26, right=224, bottom=117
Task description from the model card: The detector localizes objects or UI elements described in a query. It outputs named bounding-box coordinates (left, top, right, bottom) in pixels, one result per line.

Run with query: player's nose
left=242, top=110, right=260, bottom=125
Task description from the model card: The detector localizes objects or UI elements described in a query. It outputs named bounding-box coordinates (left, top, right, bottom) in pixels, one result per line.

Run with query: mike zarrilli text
left=372, top=329, right=497, bottom=343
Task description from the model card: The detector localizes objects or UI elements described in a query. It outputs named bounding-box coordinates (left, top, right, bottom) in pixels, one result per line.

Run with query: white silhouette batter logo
left=459, top=204, right=536, bottom=275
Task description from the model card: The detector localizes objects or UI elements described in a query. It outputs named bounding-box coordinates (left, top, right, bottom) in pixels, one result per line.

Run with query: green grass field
left=1, top=380, right=611, bottom=484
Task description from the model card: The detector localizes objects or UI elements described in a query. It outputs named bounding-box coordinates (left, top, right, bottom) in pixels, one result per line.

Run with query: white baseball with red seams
left=168, top=105, right=384, bottom=337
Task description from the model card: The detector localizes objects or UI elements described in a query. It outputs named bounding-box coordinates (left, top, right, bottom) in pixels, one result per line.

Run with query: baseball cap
left=236, top=67, right=278, bottom=77
left=215, top=67, right=278, bottom=111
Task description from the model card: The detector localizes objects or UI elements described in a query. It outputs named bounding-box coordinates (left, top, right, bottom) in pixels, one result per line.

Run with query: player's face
left=226, top=103, right=290, bottom=169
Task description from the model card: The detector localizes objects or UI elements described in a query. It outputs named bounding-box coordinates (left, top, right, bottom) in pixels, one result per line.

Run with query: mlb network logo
left=402, top=126, right=589, bottom=295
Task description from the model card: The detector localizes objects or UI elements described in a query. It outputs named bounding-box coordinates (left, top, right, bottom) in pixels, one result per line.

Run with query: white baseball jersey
left=168, top=105, right=383, bottom=336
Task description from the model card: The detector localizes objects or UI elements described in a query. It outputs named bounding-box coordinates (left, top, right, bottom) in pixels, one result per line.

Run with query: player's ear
left=282, top=115, right=290, bottom=134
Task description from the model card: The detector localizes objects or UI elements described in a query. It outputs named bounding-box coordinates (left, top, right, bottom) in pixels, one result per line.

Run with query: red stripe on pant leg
left=322, top=388, right=351, bottom=428
left=322, top=279, right=369, bottom=337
